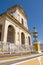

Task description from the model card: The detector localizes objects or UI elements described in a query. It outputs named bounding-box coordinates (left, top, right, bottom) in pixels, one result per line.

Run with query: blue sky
left=0, top=0, right=43, bottom=43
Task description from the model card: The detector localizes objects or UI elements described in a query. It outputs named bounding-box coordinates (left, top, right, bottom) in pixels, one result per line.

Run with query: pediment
left=7, top=5, right=27, bottom=19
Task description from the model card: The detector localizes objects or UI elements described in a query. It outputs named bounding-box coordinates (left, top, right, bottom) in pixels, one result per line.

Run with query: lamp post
left=33, top=27, right=38, bottom=42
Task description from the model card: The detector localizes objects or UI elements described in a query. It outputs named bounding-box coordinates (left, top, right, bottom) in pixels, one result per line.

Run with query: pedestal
left=33, top=42, right=41, bottom=53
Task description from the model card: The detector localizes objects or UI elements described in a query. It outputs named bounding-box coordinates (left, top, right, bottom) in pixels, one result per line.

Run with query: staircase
left=0, top=41, right=37, bottom=54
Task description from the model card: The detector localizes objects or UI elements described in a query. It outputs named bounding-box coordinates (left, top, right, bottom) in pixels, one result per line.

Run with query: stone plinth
left=3, top=44, right=9, bottom=52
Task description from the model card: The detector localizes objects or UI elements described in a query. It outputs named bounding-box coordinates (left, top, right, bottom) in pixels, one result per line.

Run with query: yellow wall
left=33, top=43, right=40, bottom=51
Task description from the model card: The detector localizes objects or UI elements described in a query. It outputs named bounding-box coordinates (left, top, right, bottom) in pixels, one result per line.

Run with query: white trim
left=38, top=51, right=42, bottom=53
left=38, top=57, right=42, bottom=65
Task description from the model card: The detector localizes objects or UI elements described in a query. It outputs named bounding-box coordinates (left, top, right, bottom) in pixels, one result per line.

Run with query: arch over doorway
left=7, top=25, right=15, bottom=43
left=21, top=32, right=25, bottom=45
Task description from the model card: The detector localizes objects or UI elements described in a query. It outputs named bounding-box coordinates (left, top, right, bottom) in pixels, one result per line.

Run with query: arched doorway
left=21, top=32, right=25, bottom=45
left=0, top=25, right=2, bottom=41
left=28, top=37, right=31, bottom=45
left=7, top=25, right=15, bottom=43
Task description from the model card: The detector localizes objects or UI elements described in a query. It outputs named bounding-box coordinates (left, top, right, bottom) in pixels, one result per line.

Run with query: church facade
left=0, top=5, right=32, bottom=53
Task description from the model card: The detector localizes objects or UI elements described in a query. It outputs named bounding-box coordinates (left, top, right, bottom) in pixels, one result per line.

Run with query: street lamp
left=33, top=27, right=38, bottom=42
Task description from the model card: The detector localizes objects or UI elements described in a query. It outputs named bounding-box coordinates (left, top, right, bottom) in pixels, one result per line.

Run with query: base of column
left=38, top=51, right=42, bottom=53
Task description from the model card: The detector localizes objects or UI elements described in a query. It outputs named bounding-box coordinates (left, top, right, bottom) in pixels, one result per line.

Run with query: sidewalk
left=0, top=53, right=43, bottom=65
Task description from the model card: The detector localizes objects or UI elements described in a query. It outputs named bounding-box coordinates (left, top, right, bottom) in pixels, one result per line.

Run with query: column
left=2, top=21, right=8, bottom=52
left=3, top=21, right=8, bottom=43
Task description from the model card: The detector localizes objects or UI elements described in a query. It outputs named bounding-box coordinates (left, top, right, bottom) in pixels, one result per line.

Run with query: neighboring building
left=0, top=5, right=32, bottom=53
left=40, top=44, right=43, bottom=52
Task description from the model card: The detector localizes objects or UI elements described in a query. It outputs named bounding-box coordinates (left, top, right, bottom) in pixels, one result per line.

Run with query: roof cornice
left=6, top=13, right=31, bottom=34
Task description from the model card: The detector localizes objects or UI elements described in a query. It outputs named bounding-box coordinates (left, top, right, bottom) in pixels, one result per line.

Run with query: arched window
left=28, top=37, right=31, bottom=45
left=21, top=32, right=25, bottom=45
left=21, top=18, right=23, bottom=25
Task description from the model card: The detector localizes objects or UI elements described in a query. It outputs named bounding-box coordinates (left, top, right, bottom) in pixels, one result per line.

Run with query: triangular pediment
left=7, top=5, right=27, bottom=19
left=0, top=5, right=27, bottom=19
